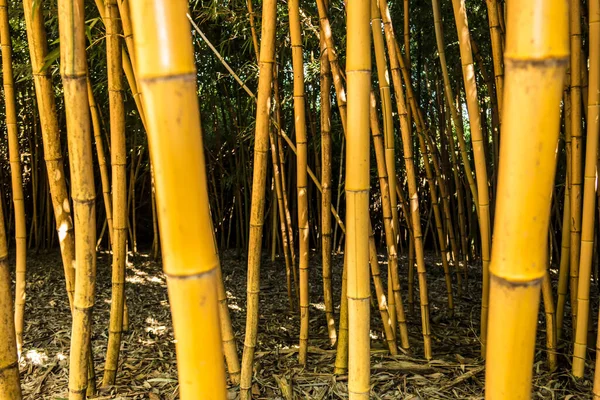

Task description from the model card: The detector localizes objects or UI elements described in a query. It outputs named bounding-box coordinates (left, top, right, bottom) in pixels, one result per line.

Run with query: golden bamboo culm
left=288, top=0, right=311, bottom=365
left=102, top=0, right=128, bottom=386
left=573, top=0, right=600, bottom=379
left=0, top=0, right=27, bottom=355
left=238, top=0, right=277, bottom=396
left=0, top=171, right=21, bottom=399
left=345, top=0, right=372, bottom=395
left=129, top=1, right=227, bottom=398
left=57, top=0, right=98, bottom=398
left=485, top=0, right=568, bottom=398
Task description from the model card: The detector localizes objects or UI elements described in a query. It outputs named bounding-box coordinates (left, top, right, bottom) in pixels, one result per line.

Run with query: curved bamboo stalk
left=102, top=0, right=128, bottom=386
left=449, top=0, right=492, bottom=355
left=0, top=0, right=27, bottom=353
left=130, top=1, right=227, bottom=398
left=485, top=0, right=568, bottom=396
left=573, top=0, right=600, bottom=378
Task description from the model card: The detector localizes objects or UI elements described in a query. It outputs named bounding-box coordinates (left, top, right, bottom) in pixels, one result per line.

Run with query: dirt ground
left=14, top=248, right=596, bottom=399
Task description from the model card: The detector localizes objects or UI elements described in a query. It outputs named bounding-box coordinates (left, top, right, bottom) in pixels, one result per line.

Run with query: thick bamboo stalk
left=485, top=0, right=568, bottom=396
left=379, top=0, right=432, bottom=359
left=288, top=0, right=310, bottom=365
left=0, top=0, right=27, bottom=353
left=58, top=1, right=98, bottom=398
left=0, top=197, right=21, bottom=399
left=320, top=0, right=336, bottom=345
left=345, top=15, right=372, bottom=382
left=130, top=1, right=227, bottom=398
left=102, top=0, right=127, bottom=386
left=570, top=0, right=584, bottom=333
left=238, top=0, right=277, bottom=396
left=449, top=0, right=492, bottom=355
left=573, top=0, right=600, bottom=378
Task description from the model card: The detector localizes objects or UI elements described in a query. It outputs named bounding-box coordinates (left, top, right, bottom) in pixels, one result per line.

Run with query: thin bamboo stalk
left=0, top=192, right=21, bottom=399
left=573, top=0, right=600, bottom=378
left=0, top=0, right=27, bottom=353
left=288, top=0, right=310, bottom=365
left=102, top=0, right=128, bottom=385
left=320, top=0, right=336, bottom=345
left=449, top=0, right=492, bottom=355
left=238, top=0, right=277, bottom=396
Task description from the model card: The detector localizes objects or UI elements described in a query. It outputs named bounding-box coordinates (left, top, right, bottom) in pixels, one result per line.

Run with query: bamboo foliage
left=0, top=0, right=27, bottom=353
left=130, top=1, right=227, bottom=398
left=102, top=0, right=128, bottom=386
left=485, top=0, right=568, bottom=397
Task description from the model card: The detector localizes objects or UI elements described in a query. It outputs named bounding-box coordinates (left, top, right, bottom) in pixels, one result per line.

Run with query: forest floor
left=14, top=248, right=597, bottom=399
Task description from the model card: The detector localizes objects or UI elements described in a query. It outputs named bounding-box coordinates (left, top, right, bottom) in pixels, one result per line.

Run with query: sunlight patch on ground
left=26, top=349, right=48, bottom=365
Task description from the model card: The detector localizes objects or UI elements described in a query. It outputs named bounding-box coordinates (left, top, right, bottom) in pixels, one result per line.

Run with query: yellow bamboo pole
left=0, top=0, right=27, bottom=354
left=87, top=76, right=113, bottom=246
left=22, top=0, right=76, bottom=309
left=379, top=0, right=432, bottom=359
left=346, top=2, right=372, bottom=385
left=570, top=0, right=584, bottom=333
left=238, top=0, right=277, bottom=396
left=485, top=0, right=504, bottom=121
left=371, top=0, right=400, bottom=335
left=102, top=0, right=128, bottom=386
left=573, top=0, right=600, bottom=378
left=58, top=1, right=98, bottom=398
left=430, top=0, right=479, bottom=218
left=0, top=189, right=21, bottom=398
left=130, top=1, right=226, bottom=398
left=557, top=74, right=572, bottom=343
left=450, top=0, right=492, bottom=355
left=485, top=0, right=568, bottom=396
left=370, top=91, right=409, bottom=350
left=288, top=0, right=310, bottom=365
left=320, top=0, right=336, bottom=345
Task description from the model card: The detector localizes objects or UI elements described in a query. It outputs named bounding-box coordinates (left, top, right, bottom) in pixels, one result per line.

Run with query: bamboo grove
left=0, top=0, right=598, bottom=398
